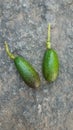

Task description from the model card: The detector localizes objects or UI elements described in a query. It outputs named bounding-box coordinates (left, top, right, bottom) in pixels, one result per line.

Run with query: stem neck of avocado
left=46, top=24, right=51, bottom=49
left=5, top=41, right=15, bottom=60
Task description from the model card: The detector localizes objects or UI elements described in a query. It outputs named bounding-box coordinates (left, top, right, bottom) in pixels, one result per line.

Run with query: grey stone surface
left=0, top=0, right=73, bottom=130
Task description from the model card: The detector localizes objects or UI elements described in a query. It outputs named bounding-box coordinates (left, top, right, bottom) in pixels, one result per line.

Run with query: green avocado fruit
left=5, top=42, right=40, bottom=89
left=42, top=48, right=59, bottom=82
left=14, top=56, right=40, bottom=88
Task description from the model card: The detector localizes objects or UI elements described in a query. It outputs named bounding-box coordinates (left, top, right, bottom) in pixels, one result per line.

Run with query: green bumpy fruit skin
left=14, top=56, right=40, bottom=88
left=42, top=49, right=59, bottom=82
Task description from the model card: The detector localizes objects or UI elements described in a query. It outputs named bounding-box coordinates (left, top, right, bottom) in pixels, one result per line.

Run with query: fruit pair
left=5, top=24, right=59, bottom=88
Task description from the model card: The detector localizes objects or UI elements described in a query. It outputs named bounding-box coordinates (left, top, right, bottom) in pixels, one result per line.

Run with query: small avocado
left=14, top=56, right=40, bottom=88
left=42, top=49, right=59, bottom=82
left=5, top=42, right=40, bottom=88
left=42, top=24, right=59, bottom=82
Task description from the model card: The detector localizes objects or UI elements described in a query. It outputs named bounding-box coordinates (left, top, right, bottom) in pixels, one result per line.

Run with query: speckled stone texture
left=0, top=0, right=73, bottom=130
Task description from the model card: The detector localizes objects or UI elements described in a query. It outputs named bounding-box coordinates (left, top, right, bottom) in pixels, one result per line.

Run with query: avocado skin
left=42, top=49, right=59, bottom=82
left=14, top=56, right=40, bottom=88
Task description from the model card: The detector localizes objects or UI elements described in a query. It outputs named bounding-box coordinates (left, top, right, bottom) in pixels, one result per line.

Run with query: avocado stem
left=46, top=24, right=51, bottom=49
left=4, top=41, right=15, bottom=60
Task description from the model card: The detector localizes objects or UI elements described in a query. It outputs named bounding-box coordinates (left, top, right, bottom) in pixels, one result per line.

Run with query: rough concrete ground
left=0, top=0, right=73, bottom=130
